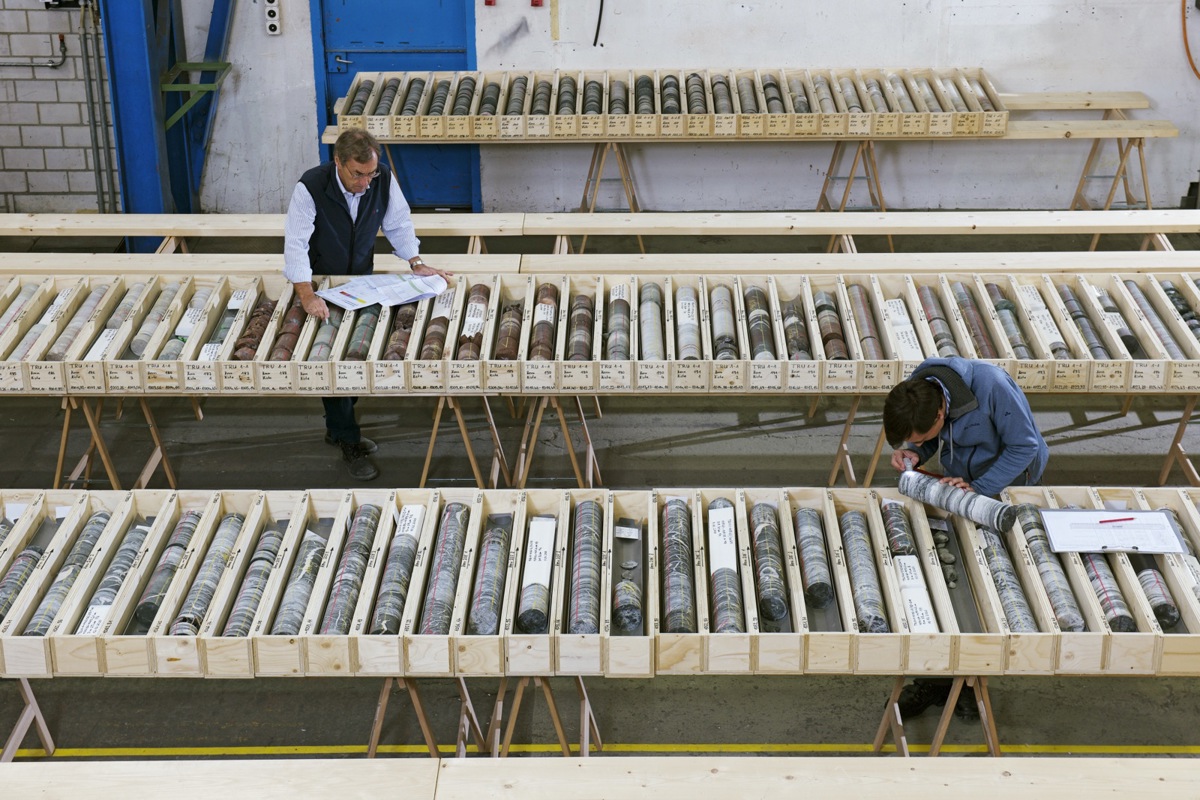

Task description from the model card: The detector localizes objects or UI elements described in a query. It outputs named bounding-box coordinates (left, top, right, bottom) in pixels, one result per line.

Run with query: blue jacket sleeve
left=970, top=370, right=1041, bottom=497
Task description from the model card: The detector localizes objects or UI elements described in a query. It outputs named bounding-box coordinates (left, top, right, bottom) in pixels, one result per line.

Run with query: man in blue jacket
left=884, top=356, right=1048, bottom=719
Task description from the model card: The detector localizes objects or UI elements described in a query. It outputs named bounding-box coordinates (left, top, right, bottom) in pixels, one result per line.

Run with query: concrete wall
left=0, top=0, right=116, bottom=213
left=2, top=1, right=1197, bottom=213
left=472, top=0, right=1200, bottom=212
left=183, top=0, right=319, bottom=214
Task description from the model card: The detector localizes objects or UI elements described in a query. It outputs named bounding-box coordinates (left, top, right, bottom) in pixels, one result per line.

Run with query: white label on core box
left=1016, top=284, right=1067, bottom=352
left=521, top=515, right=558, bottom=590
left=228, top=289, right=249, bottom=310
left=533, top=302, right=556, bottom=326
left=84, top=329, right=117, bottom=361
left=886, top=298, right=924, bottom=361
left=614, top=522, right=640, bottom=541
left=75, top=604, right=110, bottom=635
left=431, top=288, right=456, bottom=318
left=39, top=292, right=70, bottom=323
left=174, top=306, right=205, bottom=338
left=610, top=283, right=629, bottom=304
left=460, top=301, right=486, bottom=337
left=676, top=297, right=698, bottom=327
left=199, top=343, right=222, bottom=361
left=900, top=583, right=939, bottom=632
left=707, top=503, right=738, bottom=573
left=393, top=504, right=426, bottom=539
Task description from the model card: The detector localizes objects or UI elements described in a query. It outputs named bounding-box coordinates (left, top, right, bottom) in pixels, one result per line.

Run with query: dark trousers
left=322, top=396, right=360, bottom=444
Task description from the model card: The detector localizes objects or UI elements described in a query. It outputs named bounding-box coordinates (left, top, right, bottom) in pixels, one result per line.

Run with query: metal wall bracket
left=161, top=60, right=232, bottom=130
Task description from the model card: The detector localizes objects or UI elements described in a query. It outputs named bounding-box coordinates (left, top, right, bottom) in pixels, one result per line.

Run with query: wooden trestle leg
left=816, top=140, right=894, bottom=253
left=134, top=398, right=177, bottom=489
left=420, top=396, right=510, bottom=489
left=453, top=678, right=489, bottom=757
left=514, top=396, right=603, bottom=489
left=827, top=396, right=862, bottom=488
left=60, top=397, right=120, bottom=489
left=1069, top=110, right=1153, bottom=250
left=57, top=396, right=179, bottom=490
left=864, top=426, right=889, bottom=488
left=1159, top=395, right=1200, bottom=486
left=874, top=675, right=1000, bottom=758
left=367, top=677, right=440, bottom=758
left=494, top=676, right=600, bottom=758
left=575, top=142, right=645, bottom=255
left=930, top=676, right=1001, bottom=757
left=2, top=678, right=56, bottom=762
left=872, top=676, right=911, bottom=757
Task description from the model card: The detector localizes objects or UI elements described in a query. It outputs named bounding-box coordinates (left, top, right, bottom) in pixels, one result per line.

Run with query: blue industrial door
left=311, top=1, right=480, bottom=210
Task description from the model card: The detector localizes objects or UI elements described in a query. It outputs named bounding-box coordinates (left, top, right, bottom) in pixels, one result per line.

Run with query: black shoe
left=895, top=681, right=950, bottom=718
left=953, top=692, right=980, bottom=721
left=340, top=441, right=379, bottom=481
left=326, top=433, right=377, bottom=454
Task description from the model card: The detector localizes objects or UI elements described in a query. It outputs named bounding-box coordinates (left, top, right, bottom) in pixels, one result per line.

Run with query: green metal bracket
left=161, top=60, right=231, bottom=129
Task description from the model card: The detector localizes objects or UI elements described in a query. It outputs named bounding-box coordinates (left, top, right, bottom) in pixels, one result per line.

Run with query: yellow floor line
left=15, top=742, right=1200, bottom=759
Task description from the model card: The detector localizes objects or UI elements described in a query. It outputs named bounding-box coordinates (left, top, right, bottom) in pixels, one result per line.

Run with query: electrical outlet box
left=265, top=0, right=281, bottom=35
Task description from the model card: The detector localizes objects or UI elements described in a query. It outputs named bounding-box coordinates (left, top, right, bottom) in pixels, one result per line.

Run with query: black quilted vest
left=297, top=161, right=390, bottom=276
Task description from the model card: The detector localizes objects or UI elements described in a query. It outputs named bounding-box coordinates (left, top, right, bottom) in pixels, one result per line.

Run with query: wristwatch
left=410, top=257, right=425, bottom=268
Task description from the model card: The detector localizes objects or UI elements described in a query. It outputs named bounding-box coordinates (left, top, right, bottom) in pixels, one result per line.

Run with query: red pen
left=1099, top=517, right=1135, bottom=524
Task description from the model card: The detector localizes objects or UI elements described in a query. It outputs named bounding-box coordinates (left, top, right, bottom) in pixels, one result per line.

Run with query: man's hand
left=939, top=475, right=974, bottom=492
left=301, top=293, right=330, bottom=321
left=410, top=258, right=453, bottom=279
left=292, top=281, right=329, bottom=321
left=891, top=449, right=919, bottom=472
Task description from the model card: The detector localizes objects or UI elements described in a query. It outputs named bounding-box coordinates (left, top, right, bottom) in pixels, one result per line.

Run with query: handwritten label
left=460, top=300, right=486, bottom=338
left=75, top=604, right=110, bottom=636
left=431, top=288, right=455, bottom=318
left=521, top=515, right=557, bottom=590
left=885, top=298, right=925, bottom=360
left=707, top=503, right=738, bottom=572
left=533, top=302, right=556, bottom=326
left=174, top=306, right=205, bottom=338
left=609, top=283, right=629, bottom=303
left=84, top=328, right=117, bottom=361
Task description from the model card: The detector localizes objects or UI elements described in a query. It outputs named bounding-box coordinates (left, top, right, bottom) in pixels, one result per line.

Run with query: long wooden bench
left=0, top=212, right=525, bottom=255
left=5, top=757, right=1199, bottom=798
left=3, top=209, right=1196, bottom=256
left=522, top=209, right=1198, bottom=254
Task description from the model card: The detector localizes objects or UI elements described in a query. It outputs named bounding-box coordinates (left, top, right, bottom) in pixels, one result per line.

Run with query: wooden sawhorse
left=2, top=678, right=56, bottom=762
left=420, top=396, right=511, bottom=489
left=512, top=395, right=603, bottom=490
left=569, top=142, right=646, bottom=255
left=1159, top=395, right=1200, bottom=486
left=485, top=675, right=602, bottom=758
left=816, top=140, right=895, bottom=254
left=826, top=395, right=872, bottom=489
left=874, top=675, right=1001, bottom=757
left=367, top=676, right=489, bottom=758
left=55, top=396, right=180, bottom=490
left=1069, top=109, right=1154, bottom=251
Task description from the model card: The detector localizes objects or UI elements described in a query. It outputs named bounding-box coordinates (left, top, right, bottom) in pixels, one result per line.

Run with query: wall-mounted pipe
left=79, top=6, right=108, bottom=213
left=0, top=34, right=68, bottom=68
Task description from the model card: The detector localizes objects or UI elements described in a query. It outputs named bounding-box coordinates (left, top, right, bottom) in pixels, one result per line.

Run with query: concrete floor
left=2, top=229, right=1200, bottom=760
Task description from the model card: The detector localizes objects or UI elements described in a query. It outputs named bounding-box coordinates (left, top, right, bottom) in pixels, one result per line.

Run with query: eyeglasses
left=338, top=161, right=381, bottom=181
